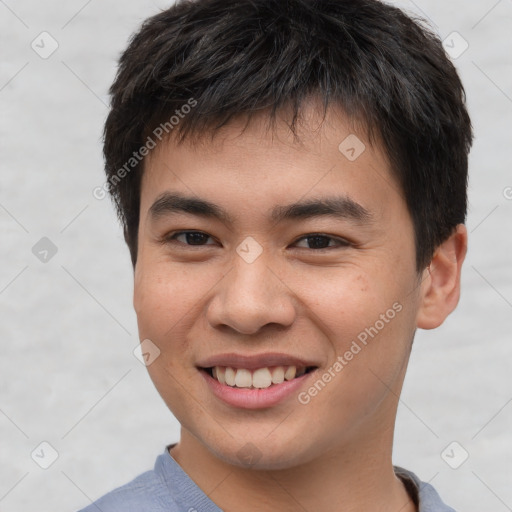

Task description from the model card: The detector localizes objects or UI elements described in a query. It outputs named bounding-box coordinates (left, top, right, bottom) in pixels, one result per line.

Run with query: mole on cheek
left=356, top=274, right=369, bottom=293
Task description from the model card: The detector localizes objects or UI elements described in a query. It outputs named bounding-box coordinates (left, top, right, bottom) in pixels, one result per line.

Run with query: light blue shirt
left=77, top=446, right=456, bottom=511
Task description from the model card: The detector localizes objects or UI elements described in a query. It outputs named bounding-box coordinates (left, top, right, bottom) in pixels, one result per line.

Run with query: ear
left=416, top=224, right=468, bottom=330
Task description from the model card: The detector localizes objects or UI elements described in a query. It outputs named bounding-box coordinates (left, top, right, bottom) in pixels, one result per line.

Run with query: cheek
left=133, top=260, right=204, bottom=345
left=292, top=267, right=393, bottom=340
left=132, top=261, right=211, bottom=413
left=296, top=267, right=415, bottom=386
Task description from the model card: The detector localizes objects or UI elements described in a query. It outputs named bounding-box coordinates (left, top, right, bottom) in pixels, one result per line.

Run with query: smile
left=204, top=365, right=317, bottom=389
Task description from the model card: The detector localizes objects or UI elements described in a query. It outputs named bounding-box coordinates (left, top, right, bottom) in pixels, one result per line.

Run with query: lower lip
left=200, top=369, right=316, bottom=409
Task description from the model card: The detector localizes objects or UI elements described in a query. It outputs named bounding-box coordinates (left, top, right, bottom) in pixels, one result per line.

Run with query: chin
left=203, top=431, right=315, bottom=471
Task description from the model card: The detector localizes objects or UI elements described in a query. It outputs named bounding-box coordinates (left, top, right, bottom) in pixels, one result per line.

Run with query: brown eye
left=166, top=231, right=217, bottom=246
left=293, top=234, right=350, bottom=250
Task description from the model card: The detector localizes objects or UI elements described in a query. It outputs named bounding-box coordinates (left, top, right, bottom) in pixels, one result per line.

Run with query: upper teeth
left=211, top=365, right=306, bottom=389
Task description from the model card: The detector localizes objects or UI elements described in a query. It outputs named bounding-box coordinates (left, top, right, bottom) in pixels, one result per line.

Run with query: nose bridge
left=232, top=253, right=275, bottom=304
left=206, top=248, right=296, bottom=334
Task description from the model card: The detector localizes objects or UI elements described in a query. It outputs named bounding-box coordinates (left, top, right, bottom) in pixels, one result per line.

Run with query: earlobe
left=416, top=224, right=468, bottom=330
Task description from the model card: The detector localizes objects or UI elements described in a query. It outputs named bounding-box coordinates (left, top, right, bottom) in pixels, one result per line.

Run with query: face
left=133, top=104, right=424, bottom=470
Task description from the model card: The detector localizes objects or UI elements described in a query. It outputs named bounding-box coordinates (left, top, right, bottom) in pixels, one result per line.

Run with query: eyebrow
left=148, top=192, right=373, bottom=225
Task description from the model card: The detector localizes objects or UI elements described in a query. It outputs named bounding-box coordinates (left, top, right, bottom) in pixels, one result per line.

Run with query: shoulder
left=394, top=466, right=457, bottom=512
left=77, top=447, right=223, bottom=512
left=77, top=452, right=180, bottom=512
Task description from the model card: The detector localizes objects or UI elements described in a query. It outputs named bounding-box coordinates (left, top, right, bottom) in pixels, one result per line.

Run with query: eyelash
left=162, top=231, right=350, bottom=251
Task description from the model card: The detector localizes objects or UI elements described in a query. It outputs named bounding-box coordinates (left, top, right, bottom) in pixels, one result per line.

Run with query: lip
left=199, top=366, right=318, bottom=409
left=196, top=352, right=318, bottom=370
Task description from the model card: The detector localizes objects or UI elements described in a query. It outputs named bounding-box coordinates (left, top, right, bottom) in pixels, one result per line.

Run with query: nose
left=206, top=253, right=297, bottom=335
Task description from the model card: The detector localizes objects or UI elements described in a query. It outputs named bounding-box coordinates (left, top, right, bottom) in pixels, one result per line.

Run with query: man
left=80, top=0, right=472, bottom=510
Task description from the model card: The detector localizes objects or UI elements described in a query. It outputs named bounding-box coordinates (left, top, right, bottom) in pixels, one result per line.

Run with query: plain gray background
left=1, top=1, right=511, bottom=510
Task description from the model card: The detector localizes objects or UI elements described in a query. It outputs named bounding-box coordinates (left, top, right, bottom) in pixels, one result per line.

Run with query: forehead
left=140, top=102, right=401, bottom=225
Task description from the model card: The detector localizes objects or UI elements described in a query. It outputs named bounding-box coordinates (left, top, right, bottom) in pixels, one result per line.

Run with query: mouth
left=196, top=353, right=320, bottom=408
left=200, top=365, right=318, bottom=390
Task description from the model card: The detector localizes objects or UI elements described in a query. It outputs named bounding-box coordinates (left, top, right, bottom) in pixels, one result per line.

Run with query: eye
left=164, top=231, right=218, bottom=246
left=292, top=233, right=350, bottom=250
left=162, top=231, right=350, bottom=250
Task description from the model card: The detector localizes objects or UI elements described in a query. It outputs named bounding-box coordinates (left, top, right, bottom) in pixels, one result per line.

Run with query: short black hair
left=103, top=0, right=473, bottom=271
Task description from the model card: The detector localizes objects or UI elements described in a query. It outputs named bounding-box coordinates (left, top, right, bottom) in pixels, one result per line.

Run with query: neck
left=170, top=417, right=416, bottom=512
